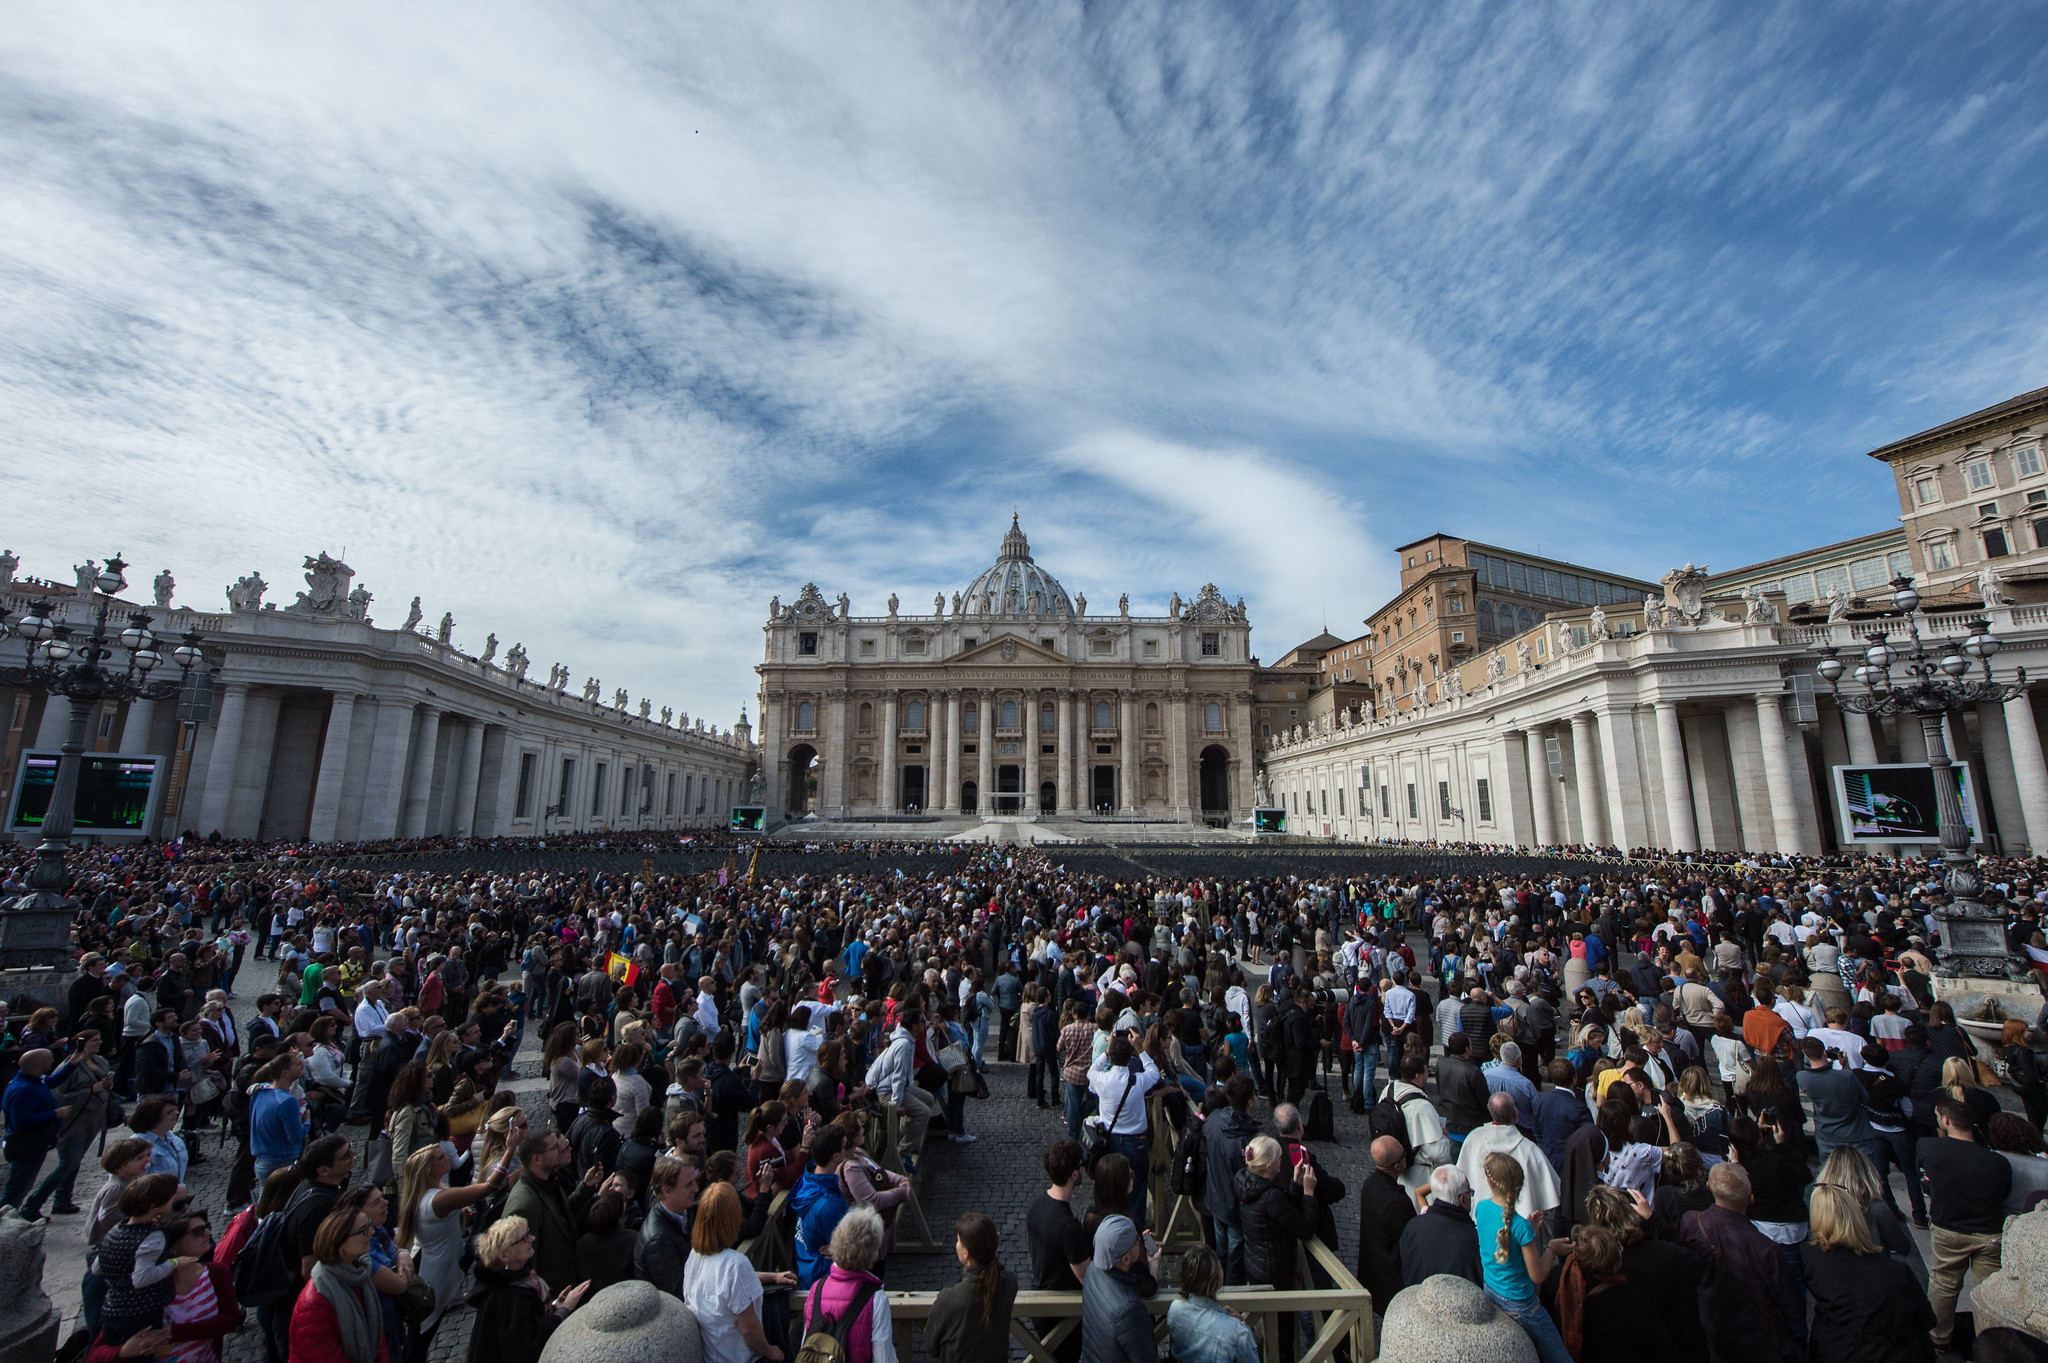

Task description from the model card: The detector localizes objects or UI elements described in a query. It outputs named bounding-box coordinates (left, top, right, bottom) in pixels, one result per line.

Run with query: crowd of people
left=5, top=829, right=2048, bottom=1363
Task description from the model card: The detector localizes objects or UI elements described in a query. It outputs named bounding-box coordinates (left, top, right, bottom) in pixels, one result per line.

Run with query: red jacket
left=288, top=1277, right=393, bottom=1363
left=651, top=979, right=678, bottom=1029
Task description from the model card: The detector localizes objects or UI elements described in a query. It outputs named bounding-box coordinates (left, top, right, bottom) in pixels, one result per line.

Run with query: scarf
left=300, top=963, right=324, bottom=1009
left=1553, top=1256, right=1624, bottom=1363
left=311, top=1257, right=380, bottom=1363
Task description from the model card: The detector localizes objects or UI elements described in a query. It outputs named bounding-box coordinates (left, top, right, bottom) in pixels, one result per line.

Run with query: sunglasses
left=171, top=1198, right=192, bottom=1212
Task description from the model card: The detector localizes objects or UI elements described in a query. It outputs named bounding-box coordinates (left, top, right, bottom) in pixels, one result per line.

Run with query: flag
left=2026, top=943, right=2048, bottom=976
left=605, top=951, right=641, bottom=987
left=747, top=844, right=761, bottom=888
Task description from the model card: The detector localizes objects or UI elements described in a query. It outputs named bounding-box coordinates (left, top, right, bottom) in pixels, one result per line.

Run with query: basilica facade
left=755, top=517, right=1256, bottom=825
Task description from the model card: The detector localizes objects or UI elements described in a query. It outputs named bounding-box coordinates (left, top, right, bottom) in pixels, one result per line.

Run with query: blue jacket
left=1530, top=1086, right=1593, bottom=1174
left=1, top=1072, right=58, bottom=1135
left=790, top=1168, right=851, bottom=1288
left=249, top=1085, right=306, bottom=1161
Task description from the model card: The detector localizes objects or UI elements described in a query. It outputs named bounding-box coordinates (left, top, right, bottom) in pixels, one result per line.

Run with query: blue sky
left=2, top=3, right=2044, bottom=723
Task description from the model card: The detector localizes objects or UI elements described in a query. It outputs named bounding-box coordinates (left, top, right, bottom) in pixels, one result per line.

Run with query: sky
left=3, top=3, right=2045, bottom=725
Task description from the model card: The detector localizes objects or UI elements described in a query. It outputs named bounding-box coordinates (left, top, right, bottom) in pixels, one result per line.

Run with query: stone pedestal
left=1932, top=974, right=2046, bottom=1060
left=539, top=1280, right=702, bottom=1363
left=0, top=1210, right=61, bottom=1363
left=0, top=966, right=80, bottom=1023
left=1379, top=1273, right=1535, bottom=1363
left=1973, top=1207, right=2048, bottom=1339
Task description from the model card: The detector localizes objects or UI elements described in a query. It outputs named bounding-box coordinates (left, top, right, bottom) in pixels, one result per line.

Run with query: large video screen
left=1252, top=806, right=1287, bottom=834
left=8, top=752, right=165, bottom=838
left=729, top=805, right=766, bottom=832
left=1833, top=763, right=1981, bottom=845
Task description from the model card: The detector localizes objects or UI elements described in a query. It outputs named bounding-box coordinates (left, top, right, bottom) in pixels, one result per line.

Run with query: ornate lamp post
left=0, top=554, right=205, bottom=967
left=1815, top=574, right=2026, bottom=979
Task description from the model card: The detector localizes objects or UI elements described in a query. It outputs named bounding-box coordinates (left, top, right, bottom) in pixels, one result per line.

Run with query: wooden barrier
left=880, top=1237, right=1376, bottom=1363
left=1147, top=1092, right=1208, bottom=1253
left=869, top=1099, right=942, bottom=1252
left=737, top=1187, right=794, bottom=1273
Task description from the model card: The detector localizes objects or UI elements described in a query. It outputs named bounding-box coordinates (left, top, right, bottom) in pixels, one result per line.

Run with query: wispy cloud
left=1, top=2, right=2044, bottom=713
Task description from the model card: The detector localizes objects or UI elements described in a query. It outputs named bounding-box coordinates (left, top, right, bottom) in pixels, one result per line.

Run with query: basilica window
left=1041, top=702, right=1055, bottom=732
left=858, top=702, right=873, bottom=733
left=1000, top=699, right=1018, bottom=729
left=1201, top=632, right=1219, bottom=655
left=1205, top=702, right=1222, bottom=732
left=964, top=703, right=979, bottom=733
left=859, top=639, right=876, bottom=657
left=1145, top=702, right=1159, bottom=732
left=1143, top=639, right=1160, bottom=658
left=796, top=701, right=814, bottom=731
left=798, top=632, right=818, bottom=656
left=903, top=637, right=927, bottom=655
left=1094, top=700, right=1113, bottom=730
left=1090, top=637, right=1113, bottom=657
left=905, top=700, right=925, bottom=730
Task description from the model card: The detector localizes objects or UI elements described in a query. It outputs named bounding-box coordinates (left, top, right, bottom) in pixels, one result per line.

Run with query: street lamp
left=0, top=553, right=206, bottom=967
left=1815, top=574, right=2026, bottom=978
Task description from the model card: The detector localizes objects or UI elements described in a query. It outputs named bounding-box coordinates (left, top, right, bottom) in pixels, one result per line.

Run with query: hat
left=1092, top=1214, right=1137, bottom=1269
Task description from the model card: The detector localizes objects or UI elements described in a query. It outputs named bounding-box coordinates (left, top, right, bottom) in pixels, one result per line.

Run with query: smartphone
left=1142, top=1231, right=1158, bottom=1257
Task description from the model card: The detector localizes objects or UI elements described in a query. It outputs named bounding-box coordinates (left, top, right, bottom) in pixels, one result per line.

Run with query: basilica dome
left=960, top=515, right=1073, bottom=617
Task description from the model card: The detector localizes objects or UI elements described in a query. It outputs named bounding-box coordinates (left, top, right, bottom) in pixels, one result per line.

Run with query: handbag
left=936, top=1044, right=970, bottom=1074
left=447, top=1103, right=486, bottom=1138
left=1081, top=1070, right=1139, bottom=1172
left=366, top=1133, right=395, bottom=1186
left=187, top=1072, right=226, bottom=1107
left=395, top=1277, right=438, bottom=1327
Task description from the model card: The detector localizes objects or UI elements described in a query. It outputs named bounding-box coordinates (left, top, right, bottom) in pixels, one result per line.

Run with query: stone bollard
left=539, top=1280, right=703, bottom=1363
left=0, top=1209, right=61, bottom=1363
left=1974, top=1208, right=2048, bottom=1340
left=1379, top=1273, right=1536, bottom=1363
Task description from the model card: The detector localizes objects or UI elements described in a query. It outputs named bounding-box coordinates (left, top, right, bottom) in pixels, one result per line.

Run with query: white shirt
left=1809, top=1026, right=1866, bottom=1069
left=684, top=1248, right=763, bottom=1363
left=1384, top=984, right=1417, bottom=1024
left=785, top=1028, right=824, bottom=1084
left=354, top=998, right=389, bottom=1042
left=1087, top=1052, right=1161, bottom=1135
left=695, top=993, right=720, bottom=1038
left=123, top=991, right=154, bottom=1038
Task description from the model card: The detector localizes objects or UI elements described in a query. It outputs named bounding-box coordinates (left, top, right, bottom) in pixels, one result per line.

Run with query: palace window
left=1406, top=783, right=1418, bottom=819
left=1379, top=785, right=1390, bottom=817
left=515, top=753, right=537, bottom=818
left=2019, top=445, right=2045, bottom=478
left=1205, top=702, right=1222, bottom=732
left=666, top=771, right=676, bottom=815
left=1967, top=460, right=1995, bottom=491
left=905, top=700, right=925, bottom=730
left=1927, top=540, right=1957, bottom=570
left=1986, top=528, right=2011, bottom=558
left=591, top=764, right=607, bottom=815
left=1095, top=700, right=1113, bottom=730
left=1041, top=637, right=1055, bottom=649
left=1914, top=475, right=1942, bottom=505
left=798, top=632, right=818, bottom=655
left=1143, top=639, right=1159, bottom=658
left=1476, top=778, right=1493, bottom=822
left=1439, top=780, right=1453, bottom=820
left=796, top=701, right=814, bottom=731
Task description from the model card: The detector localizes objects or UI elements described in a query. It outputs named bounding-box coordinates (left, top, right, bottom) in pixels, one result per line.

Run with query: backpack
left=962, top=991, right=980, bottom=1025
left=1170, top=1119, right=1207, bottom=1199
left=234, top=1186, right=318, bottom=1307
left=1257, top=1010, right=1282, bottom=1057
left=794, top=1280, right=881, bottom=1363
left=1304, top=1090, right=1336, bottom=1142
left=1368, top=1089, right=1424, bottom=1162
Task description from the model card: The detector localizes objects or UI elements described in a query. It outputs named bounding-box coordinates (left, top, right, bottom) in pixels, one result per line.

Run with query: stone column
left=1754, top=692, right=1808, bottom=855
left=399, top=705, right=444, bottom=838
left=880, top=693, right=899, bottom=813
left=1653, top=701, right=1698, bottom=852
left=2002, top=692, right=2048, bottom=854
left=223, top=689, right=283, bottom=840
left=359, top=699, right=416, bottom=840
left=941, top=689, right=961, bottom=813
left=822, top=689, right=849, bottom=816
left=1169, top=690, right=1191, bottom=817
left=976, top=689, right=994, bottom=814
left=306, top=692, right=359, bottom=843
left=1840, top=706, right=1881, bottom=765
left=1119, top=690, right=1138, bottom=812
left=1524, top=726, right=1557, bottom=846
left=1569, top=712, right=1607, bottom=846
left=196, top=682, right=250, bottom=837
left=1055, top=689, right=1073, bottom=815
left=1024, top=690, right=1042, bottom=812
left=118, top=697, right=158, bottom=753
left=452, top=718, right=487, bottom=836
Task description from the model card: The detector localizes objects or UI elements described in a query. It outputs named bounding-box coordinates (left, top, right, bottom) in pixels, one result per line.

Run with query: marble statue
left=1446, top=669, right=1464, bottom=698
left=0, top=549, right=15, bottom=588
left=934, top=592, right=944, bottom=616
left=680, top=712, right=689, bottom=728
left=153, top=569, right=175, bottom=609
left=1254, top=770, right=1273, bottom=806
left=1118, top=592, right=1130, bottom=616
left=436, top=612, right=455, bottom=643
left=1588, top=604, right=1608, bottom=638
left=1169, top=591, right=1183, bottom=617
left=346, top=585, right=372, bottom=620
left=582, top=678, right=601, bottom=703
left=1978, top=563, right=2013, bottom=606
left=481, top=633, right=498, bottom=666
left=1516, top=640, right=1533, bottom=673
left=836, top=593, right=850, bottom=618
left=1825, top=583, right=1851, bottom=623
left=552, top=665, right=568, bottom=694
left=745, top=769, right=765, bottom=804
left=614, top=688, right=629, bottom=711
left=74, top=561, right=98, bottom=600
left=887, top=592, right=898, bottom=617
left=1338, top=708, right=1351, bottom=729
left=638, top=698, right=652, bottom=719
left=505, top=644, right=529, bottom=681
left=951, top=591, right=962, bottom=615
left=1075, top=592, right=1086, bottom=616
left=226, top=572, right=268, bottom=613
left=401, top=597, right=423, bottom=632
left=660, top=706, right=672, bottom=725
left=1740, top=585, right=1777, bottom=623
left=1643, top=597, right=1664, bottom=630
left=289, top=552, right=354, bottom=615
left=768, top=595, right=781, bottom=619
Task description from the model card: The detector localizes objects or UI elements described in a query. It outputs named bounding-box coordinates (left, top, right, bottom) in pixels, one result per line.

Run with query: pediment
left=948, top=634, right=1070, bottom=668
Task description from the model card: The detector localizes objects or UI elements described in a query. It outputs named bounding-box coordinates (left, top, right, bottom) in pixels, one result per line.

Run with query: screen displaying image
left=1833, top=763, right=1980, bottom=844
left=1252, top=806, right=1286, bottom=834
left=8, top=753, right=163, bottom=836
left=729, top=805, right=766, bottom=832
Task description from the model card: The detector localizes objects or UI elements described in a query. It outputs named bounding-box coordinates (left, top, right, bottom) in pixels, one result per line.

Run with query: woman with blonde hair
left=1476, top=1152, right=1571, bottom=1363
left=397, top=1143, right=511, bottom=1363
left=1816, top=1146, right=1921, bottom=1275
left=1164, top=1243, right=1256, bottom=1363
left=463, top=1216, right=590, bottom=1363
left=1940, top=1055, right=1999, bottom=1138
left=473, top=1104, right=530, bottom=1184
left=1801, top=1184, right=1934, bottom=1363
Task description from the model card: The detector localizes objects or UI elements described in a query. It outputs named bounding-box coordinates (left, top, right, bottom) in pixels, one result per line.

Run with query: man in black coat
left=1435, top=1033, right=1490, bottom=1138
left=1281, top=988, right=1319, bottom=1104
left=1398, top=1164, right=1484, bottom=1291
left=1202, top=1074, right=1261, bottom=1284
left=1354, top=1135, right=1414, bottom=1313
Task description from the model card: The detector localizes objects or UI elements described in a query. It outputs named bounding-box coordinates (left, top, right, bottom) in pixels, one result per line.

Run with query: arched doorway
left=1039, top=781, right=1056, bottom=814
left=961, top=781, right=978, bottom=815
left=1199, top=746, right=1230, bottom=822
left=786, top=744, right=817, bottom=815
